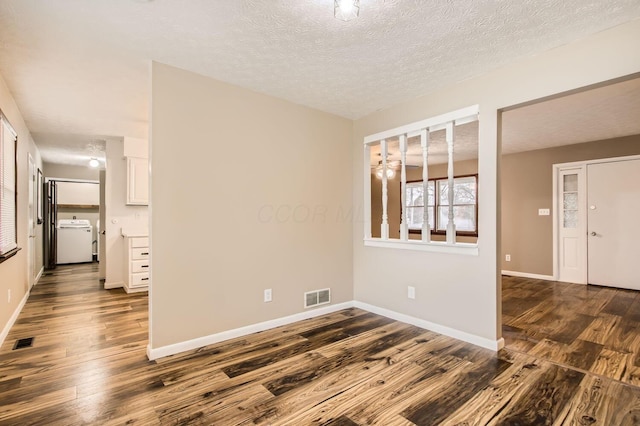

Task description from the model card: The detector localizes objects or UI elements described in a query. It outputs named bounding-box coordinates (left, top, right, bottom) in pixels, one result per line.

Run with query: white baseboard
left=147, top=299, right=505, bottom=360
left=147, top=301, right=355, bottom=360
left=0, top=290, right=30, bottom=348
left=501, top=270, right=555, bottom=281
left=34, top=267, right=44, bottom=286
left=104, top=281, right=124, bottom=290
left=124, top=285, right=148, bottom=294
left=354, top=301, right=504, bottom=352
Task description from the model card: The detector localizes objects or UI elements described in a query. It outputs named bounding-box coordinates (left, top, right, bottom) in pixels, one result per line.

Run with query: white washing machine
left=57, top=219, right=93, bottom=264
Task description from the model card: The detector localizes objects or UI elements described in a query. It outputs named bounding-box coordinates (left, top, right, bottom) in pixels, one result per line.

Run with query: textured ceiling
left=0, top=0, right=639, bottom=167
left=35, top=134, right=110, bottom=167
left=502, top=77, right=640, bottom=154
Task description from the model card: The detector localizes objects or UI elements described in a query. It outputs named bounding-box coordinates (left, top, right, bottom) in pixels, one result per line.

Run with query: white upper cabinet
left=127, top=156, right=149, bottom=205
left=56, top=181, right=100, bottom=206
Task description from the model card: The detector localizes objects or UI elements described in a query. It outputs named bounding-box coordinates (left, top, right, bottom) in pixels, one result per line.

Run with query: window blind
left=0, top=115, right=17, bottom=255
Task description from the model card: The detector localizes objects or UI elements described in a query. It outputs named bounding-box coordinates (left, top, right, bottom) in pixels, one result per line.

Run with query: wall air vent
left=304, top=288, right=331, bottom=308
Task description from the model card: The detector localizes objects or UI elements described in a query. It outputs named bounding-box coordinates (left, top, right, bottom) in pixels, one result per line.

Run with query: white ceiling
left=0, top=0, right=639, bottom=167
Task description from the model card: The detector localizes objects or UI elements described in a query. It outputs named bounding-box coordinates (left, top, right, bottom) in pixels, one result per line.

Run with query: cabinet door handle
left=141, top=252, right=149, bottom=256
left=142, top=277, right=149, bottom=281
left=141, top=265, right=149, bottom=268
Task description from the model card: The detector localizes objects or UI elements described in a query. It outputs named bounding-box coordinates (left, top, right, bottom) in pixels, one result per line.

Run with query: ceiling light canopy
left=334, top=0, right=359, bottom=21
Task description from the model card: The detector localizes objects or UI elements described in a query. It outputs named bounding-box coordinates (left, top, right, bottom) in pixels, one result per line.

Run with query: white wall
left=0, top=71, right=43, bottom=346
left=104, top=138, right=148, bottom=288
left=353, top=19, right=640, bottom=347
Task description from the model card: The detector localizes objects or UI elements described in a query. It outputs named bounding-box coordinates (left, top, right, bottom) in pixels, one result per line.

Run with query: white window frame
left=0, top=111, right=19, bottom=260
left=363, top=105, right=479, bottom=255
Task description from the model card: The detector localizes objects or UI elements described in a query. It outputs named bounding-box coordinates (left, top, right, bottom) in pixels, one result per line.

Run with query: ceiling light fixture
left=89, top=158, right=100, bottom=168
left=375, top=163, right=395, bottom=179
left=334, top=0, right=360, bottom=21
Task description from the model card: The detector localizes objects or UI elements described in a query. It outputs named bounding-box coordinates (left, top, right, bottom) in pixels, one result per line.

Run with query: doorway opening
left=43, top=178, right=101, bottom=270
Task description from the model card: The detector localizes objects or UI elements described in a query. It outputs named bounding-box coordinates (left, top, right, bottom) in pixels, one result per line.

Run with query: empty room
left=1, top=1, right=640, bottom=424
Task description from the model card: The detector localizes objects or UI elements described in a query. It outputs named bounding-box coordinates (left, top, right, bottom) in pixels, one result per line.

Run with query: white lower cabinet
left=125, top=237, right=150, bottom=292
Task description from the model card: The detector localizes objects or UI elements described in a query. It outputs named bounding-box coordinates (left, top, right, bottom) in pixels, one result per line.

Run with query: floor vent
left=304, top=288, right=331, bottom=308
left=13, top=337, right=34, bottom=350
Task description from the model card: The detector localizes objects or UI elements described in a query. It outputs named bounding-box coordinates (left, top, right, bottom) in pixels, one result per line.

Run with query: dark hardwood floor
left=503, top=275, right=640, bottom=388
left=1, top=265, right=640, bottom=424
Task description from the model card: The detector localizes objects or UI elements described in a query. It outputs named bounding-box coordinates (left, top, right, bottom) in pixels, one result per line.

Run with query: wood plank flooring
left=503, top=275, right=640, bottom=387
left=2, top=266, right=640, bottom=424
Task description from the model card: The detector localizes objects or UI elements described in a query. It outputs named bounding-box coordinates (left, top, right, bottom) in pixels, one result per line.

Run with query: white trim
left=353, top=301, right=504, bottom=351
left=124, top=285, right=148, bottom=294
left=364, top=238, right=479, bottom=255
left=551, top=154, right=640, bottom=170
left=147, top=299, right=504, bottom=360
left=34, top=267, right=44, bottom=285
left=501, top=270, right=555, bottom=281
left=552, top=165, right=558, bottom=281
left=0, top=290, right=29, bottom=348
left=363, top=105, right=479, bottom=144
left=147, top=301, right=355, bottom=360
left=104, top=281, right=124, bottom=290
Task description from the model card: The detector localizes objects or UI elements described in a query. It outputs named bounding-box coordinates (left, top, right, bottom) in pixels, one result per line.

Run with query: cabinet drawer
left=131, top=247, right=150, bottom=260
left=131, top=260, right=150, bottom=273
left=130, top=237, right=149, bottom=248
left=131, top=272, right=150, bottom=287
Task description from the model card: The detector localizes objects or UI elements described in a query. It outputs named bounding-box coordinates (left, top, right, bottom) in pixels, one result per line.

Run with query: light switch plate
left=538, top=208, right=550, bottom=216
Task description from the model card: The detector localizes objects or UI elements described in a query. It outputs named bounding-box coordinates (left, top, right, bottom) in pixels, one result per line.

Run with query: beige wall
left=0, top=72, right=43, bottom=343
left=502, top=134, right=640, bottom=276
left=353, top=19, right=640, bottom=344
left=150, top=62, right=354, bottom=348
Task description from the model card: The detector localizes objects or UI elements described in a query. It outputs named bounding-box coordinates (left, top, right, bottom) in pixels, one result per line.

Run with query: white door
left=558, top=167, right=587, bottom=284
left=587, top=158, right=640, bottom=290
left=27, top=154, right=36, bottom=287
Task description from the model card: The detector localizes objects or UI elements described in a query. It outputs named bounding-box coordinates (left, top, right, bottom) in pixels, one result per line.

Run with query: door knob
left=590, top=232, right=596, bottom=236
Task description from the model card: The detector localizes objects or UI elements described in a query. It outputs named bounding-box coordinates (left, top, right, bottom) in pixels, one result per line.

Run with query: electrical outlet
left=264, top=289, right=272, bottom=303
left=408, top=286, right=416, bottom=299
left=7, top=289, right=11, bottom=303
left=505, top=254, right=511, bottom=262
left=538, top=208, right=550, bottom=216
